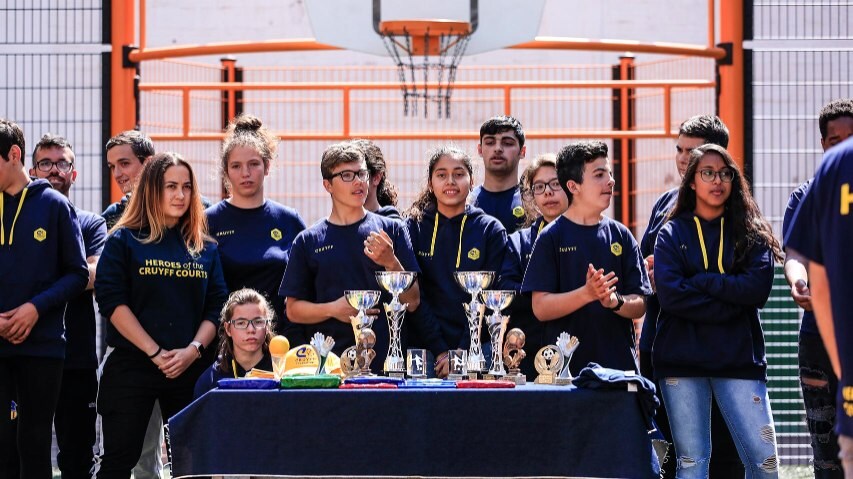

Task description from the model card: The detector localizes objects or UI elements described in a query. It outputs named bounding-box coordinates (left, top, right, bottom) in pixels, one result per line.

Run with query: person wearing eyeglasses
left=93, top=152, right=228, bottom=478
left=653, top=144, right=783, bottom=478
left=194, top=289, right=274, bottom=398
left=404, top=145, right=508, bottom=377
left=0, top=120, right=88, bottom=479
left=28, top=133, right=107, bottom=479
left=278, top=143, right=420, bottom=373
left=637, top=115, right=739, bottom=479
left=498, top=153, right=568, bottom=379
left=206, top=115, right=306, bottom=345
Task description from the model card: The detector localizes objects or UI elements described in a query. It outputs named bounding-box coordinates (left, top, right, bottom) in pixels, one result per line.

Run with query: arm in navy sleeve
left=687, top=245, right=775, bottom=307
left=654, top=224, right=746, bottom=323
left=94, top=230, right=130, bottom=319
left=484, top=222, right=509, bottom=274
left=202, top=246, right=228, bottom=327
left=30, top=205, right=88, bottom=315
left=499, top=233, right=533, bottom=315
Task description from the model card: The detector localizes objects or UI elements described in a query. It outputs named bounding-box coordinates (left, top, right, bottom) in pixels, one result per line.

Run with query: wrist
left=190, top=341, right=204, bottom=359
left=609, top=293, right=625, bottom=312
left=148, top=346, right=162, bottom=359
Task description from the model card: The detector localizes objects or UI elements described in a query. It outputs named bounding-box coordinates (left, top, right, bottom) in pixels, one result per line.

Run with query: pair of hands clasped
left=150, top=346, right=198, bottom=379
left=0, top=302, right=39, bottom=345
left=583, top=263, right=621, bottom=309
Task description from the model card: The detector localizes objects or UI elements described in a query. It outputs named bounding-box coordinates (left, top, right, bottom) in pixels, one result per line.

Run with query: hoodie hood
left=1, top=178, right=51, bottom=246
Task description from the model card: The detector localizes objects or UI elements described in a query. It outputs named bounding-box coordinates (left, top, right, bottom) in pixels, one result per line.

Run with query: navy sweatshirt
left=653, top=211, right=774, bottom=381
left=638, top=188, right=678, bottom=353
left=782, top=179, right=818, bottom=336
left=471, top=185, right=525, bottom=234
left=522, top=215, right=651, bottom=372
left=406, top=204, right=508, bottom=350
left=95, top=227, right=229, bottom=352
left=64, top=209, right=107, bottom=369
left=0, top=179, right=88, bottom=359
left=498, top=216, right=547, bottom=375
left=206, top=200, right=307, bottom=342
left=374, top=205, right=403, bottom=221
left=278, top=212, right=420, bottom=372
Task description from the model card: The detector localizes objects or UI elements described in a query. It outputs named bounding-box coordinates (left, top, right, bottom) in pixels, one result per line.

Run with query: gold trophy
left=480, top=290, right=515, bottom=380
left=340, top=346, right=358, bottom=378
left=345, top=290, right=382, bottom=376
left=453, top=271, right=494, bottom=379
left=533, top=345, right=564, bottom=385
left=375, top=271, right=416, bottom=378
left=502, top=328, right=527, bottom=385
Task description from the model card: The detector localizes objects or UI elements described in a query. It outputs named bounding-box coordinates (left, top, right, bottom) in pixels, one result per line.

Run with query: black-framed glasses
left=530, top=179, right=562, bottom=195
left=228, top=318, right=270, bottom=330
left=36, top=159, right=73, bottom=173
left=697, top=169, right=735, bottom=183
left=326, top=169, right=369, bottom=182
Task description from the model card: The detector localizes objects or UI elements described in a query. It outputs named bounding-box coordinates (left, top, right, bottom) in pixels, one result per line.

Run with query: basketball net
left=380, top=24, right=471, bottom=119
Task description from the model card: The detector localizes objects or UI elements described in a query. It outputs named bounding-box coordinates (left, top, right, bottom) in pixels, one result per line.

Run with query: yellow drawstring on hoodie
left=428, top=211, right=469, bottom=268
left=0, top=187, right=28, bottom=246
left=693, top=216, right=725, bottom=273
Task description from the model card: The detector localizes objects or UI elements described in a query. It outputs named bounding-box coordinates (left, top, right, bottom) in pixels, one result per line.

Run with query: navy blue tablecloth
left=169, top=384, right=659, bottom=478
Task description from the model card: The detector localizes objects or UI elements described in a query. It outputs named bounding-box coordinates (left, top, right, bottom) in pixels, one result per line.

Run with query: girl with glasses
left=194, top=288, right=274, bottom=398
left=498, top=153, right=568, bottom=378
left=207, top=114, right=307, bottom=346
left=653, top=143, right=783, bottom=478
left=405, top=145, right=508, bottom=377
left=93, top=153, right=229, bottom=478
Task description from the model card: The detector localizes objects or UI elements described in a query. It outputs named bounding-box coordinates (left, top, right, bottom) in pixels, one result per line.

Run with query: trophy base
left=386, top=372, right=406, bottom=379
left=504, top=373, right=526, bottom=385
left=534, top=373, right=555, bottom=385
left=408, top=374, right=427, bottom=380
left=467, top=372, right=482, bottom=380
left=447, top=373, right=467, bottom=381
left=482, top=373, right=505, bottom=381
left=555, top=376, right=573, bottom=386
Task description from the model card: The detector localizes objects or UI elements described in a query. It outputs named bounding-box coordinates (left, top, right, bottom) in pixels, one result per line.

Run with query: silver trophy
left=480, top=290, right=515, bottom=379
left=555, top=332, right=580, bottom=385
left=453, top=271, right=494, bottom=378
left=345, top=290, right=382, bottom=376
left=375, top=271, right=416, bottom=378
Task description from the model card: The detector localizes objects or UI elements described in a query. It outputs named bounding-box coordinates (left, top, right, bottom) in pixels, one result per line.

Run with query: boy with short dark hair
left=103, top=130, right=156, bottom=228
left=279, top=143, right=420, bottom=371
left=473, top=115, right=527, bottom=234
left=522, top=140, right=650, bottom=372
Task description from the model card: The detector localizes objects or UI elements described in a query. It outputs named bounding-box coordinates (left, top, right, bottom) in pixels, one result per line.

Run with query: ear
left=28, top=168, right=36, bottom=177
left=477, top=143, right=483, bottom=157
left=322, top=178, right=333, bottom=194
left=264, top=160, right=271, bottom=176
left=8, top=145, right=22, bottom=165
left=519, top=145, right=527, bottom=159
left=371, top=173, right=382, bottom=187
left=70, top=170, right=78, bottom=184
left=566, top=179, right=579, bottom=194
left=690, top=180, right=696, bottom=191
left=820, top=137, right=829, bottom=152
left=224, top=323, right=233, bottom=338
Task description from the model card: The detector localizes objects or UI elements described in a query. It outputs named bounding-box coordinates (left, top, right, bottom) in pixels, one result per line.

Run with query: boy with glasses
left=30, top=133, right=107, bottom=479
left=279, top=143, right=420, bottom=372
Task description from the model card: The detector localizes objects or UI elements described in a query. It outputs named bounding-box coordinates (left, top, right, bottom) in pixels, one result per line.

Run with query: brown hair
left=405, top=144, right=473, bottom=222
left=518, top=153, right=558, bottom=227
left=220, top=114, right=278, bottom=192
left=216, top=288, right=275, bottom=374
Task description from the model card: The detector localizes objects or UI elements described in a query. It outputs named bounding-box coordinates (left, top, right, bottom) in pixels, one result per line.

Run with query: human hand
left=791, top=279, right=812, bottom=311
left=584, top=264, right=618, bottom=304
left=330, top=296, right=379, bottom=323
left=434, top=351, right=450, bottom=378
left=159, top=346, right=198, bottom=379
left=364, top=230, right=396, bottom=269
left=0, top=303, right=39, bottom=344
left=645, top=255, right=656, bottom=292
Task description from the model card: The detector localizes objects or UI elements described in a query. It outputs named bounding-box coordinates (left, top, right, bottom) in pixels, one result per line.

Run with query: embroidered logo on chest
left=34, top=228, right=47, bottom=242
left=467, top=248, right=480, bottom=260
left=270, top=228, right=282, bottom=241
left=512, top=206, right=525, bottom=218
left=610, top=242, right=623, bottom=256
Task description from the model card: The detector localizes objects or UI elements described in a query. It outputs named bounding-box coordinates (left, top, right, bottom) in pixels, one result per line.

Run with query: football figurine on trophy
left=376, top=271, right=416, bottom=378
left=345, top=290, right=382, bottom=376
left=453, top=271, right=494, bottom=378
left=447, top=349, right=468, bottom=381
left=502, top=328, right=527, bottom=385
left=480, top=290, right=515, bottom=379
left=341, top=346, right=358, bottom=378
left=534, top=345, right=564, bottom=385
left=555, top=332, right=580, bottom=385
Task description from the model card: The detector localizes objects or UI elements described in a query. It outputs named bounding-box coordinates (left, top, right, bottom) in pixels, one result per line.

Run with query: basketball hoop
left=374, top=3, right=478, bottom=118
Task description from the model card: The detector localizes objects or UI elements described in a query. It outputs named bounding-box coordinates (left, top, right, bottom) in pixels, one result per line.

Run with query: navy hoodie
left=638, top=188, right=678, bottom=353
left=471, top=184, right=525, bottom=234
left=406, top=204, right=508, bottom=350
left=0, top=179, right=88, bottom=358
left=95, top=227, right=229, bottom=352
left=653, top=210, right=774, bottom=380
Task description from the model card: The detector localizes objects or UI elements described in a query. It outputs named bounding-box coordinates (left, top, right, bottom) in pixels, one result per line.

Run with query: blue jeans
left=661, top=377, right=779, bottom=479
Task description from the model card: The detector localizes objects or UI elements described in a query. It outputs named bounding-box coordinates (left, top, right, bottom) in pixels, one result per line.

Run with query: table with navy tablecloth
left=169, top=384, right=660, bottom=478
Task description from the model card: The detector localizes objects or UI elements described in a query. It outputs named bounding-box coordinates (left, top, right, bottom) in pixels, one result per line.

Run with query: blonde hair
left=112, top=152, right=210, bottom=256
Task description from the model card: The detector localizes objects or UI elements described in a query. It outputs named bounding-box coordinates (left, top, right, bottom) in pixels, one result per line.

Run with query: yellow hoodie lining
left=693, top=215, right=725, bottom=273
left=0, top=187, right=29, bottom=246
left=429, top=212, right=468, bottom=269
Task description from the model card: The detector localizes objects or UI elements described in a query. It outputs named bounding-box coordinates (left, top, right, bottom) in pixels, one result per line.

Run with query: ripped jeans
left=799, top=332, right=843, bottom=478
left=661, top=377, right=779, bottom=479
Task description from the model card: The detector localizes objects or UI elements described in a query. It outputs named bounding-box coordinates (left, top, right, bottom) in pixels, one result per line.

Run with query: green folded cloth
left=279, top=374, right=342, bottom=389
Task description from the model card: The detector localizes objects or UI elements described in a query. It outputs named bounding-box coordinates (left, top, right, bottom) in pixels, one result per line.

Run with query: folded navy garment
left=574, top=362, right=660, bottom=431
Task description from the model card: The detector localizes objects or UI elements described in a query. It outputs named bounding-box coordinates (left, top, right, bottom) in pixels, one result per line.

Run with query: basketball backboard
left=303, top=0, right=545, bottom=57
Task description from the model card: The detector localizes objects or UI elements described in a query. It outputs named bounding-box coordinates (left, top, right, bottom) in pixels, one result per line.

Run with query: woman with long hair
left=653, top=143, right=783, bottom=478
left=194, top=288, right=274, bottom=398
left=93, top=152, right=228, bottom=478
left=498, top=153, right=568, bottom=378
left=206, top=114, right=307, bottom=344
left=350, top=138, right=401, bottom=219
left=405, top=145, right=508, bottom=376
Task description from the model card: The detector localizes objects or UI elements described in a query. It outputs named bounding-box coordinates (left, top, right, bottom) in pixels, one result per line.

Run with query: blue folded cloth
left=574, top=362, right=660, bottom=431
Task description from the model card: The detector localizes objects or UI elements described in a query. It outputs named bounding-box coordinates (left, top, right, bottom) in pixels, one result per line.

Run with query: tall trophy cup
left=453, top=271, right=494, bottom=379
left=502, top=328, right=527, bottom=385
left=345, top=290, right=382, bottom=376
left=480, top=290, right=515, bottom=379
left=555, top=332, right=580, bottom=385
left=375, top=271, right=416, bottom=378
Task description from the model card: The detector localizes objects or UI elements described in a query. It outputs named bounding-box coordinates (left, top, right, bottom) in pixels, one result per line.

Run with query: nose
left=607, top=175, right=615, bottom=187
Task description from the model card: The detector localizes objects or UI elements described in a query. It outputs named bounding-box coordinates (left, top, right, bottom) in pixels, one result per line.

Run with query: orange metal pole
left=619, top=56, right=632, bottom=226
left=664, top=86, right=672, bottom=135
left=139, top=0, right=146, bottom=52
left=708, top=0, right=716, bottom=49
left=342, top=88, right=351, bottom=137
left=504, top=87, right=512, bottom=116
left=719, top=0, right=745, bottom=170
left=110, top=0, right=138, bottom=203
left=221, top=57, right=237, bottom=123
left=512, top=37, right=727, bottom=60
left=182, top=88, right=191, bottom=137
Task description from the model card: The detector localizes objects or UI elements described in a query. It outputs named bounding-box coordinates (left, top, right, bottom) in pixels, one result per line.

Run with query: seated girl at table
left=194, top=288, right=275, bottom=398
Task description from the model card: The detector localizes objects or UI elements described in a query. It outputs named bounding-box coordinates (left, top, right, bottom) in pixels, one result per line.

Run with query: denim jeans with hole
left=661, top=377, right=779, bottom=479
left=799, top=332, right=844, bottom=478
